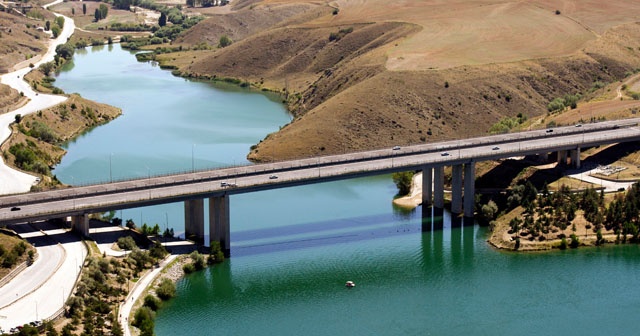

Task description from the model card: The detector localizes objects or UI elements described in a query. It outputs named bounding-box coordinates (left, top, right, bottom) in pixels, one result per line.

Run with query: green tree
left=45, top=20, right=50, bottom=31
left=55, top=16, right=65, bottom=29
left=159, top=12, right=167, bottom=27
left=143, top=294, right=161, bottom=311
left=481, top=200, right=498, bottom=222
left=392, top=171, right=414, bottom=196
left=133, top=306, right=155, bottom=336
left=83, top=3, right=86, bottom=15
left=125, top=219, right=136, bottom=230
left=39, top=61, right=55, bottom=76
left=99, top=4, right=109, bottom=19
left=55, top=43, right=75, bottom=59
left=51, top=25, right=61, bottom=38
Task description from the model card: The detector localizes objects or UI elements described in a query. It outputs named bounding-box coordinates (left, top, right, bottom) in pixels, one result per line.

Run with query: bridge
left=2, top=118, right=640, bottom=252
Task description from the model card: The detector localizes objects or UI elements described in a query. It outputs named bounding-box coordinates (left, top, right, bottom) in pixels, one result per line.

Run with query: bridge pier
left=184, top=199, right=205, bottom=243
left=451, top=165, right=463, bottom=214
left=209, top=195, right=230, bottom=254
left=570, top=148, right=581, bottom=169
left=464, top=162, right=475, bottom=218
left=71, top=214, right=89, bottom=237
left=433, top=166, right=445, bottom=208
left=557, top=150, right=568, bottom=166
left=422, top=167, right=433, bottom=206
left=538, top=152, right=549, bottom=162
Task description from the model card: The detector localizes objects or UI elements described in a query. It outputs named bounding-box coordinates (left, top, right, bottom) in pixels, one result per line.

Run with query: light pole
left=145, top=166, right=151, bottom=199
left=109, top=153, right=113, bottom=183
left=35, top=300, right=38, bottom=321
left=191, top=144, right=195, bottom=173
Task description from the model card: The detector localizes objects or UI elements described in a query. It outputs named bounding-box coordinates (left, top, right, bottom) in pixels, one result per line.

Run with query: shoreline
left=0, top=0, right=75, bottom=195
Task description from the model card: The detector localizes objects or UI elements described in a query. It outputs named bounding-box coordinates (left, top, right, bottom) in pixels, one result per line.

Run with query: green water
left=53, top=44, right=640, bottom=336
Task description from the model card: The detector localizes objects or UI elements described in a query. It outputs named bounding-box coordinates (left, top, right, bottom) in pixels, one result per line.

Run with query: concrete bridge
left=1, top=118, right=640, bottom=252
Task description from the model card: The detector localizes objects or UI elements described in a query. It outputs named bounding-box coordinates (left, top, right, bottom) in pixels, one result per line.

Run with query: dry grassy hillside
left=0, top=8, right=50, bottom=73
left=161, top=0, right=640, bottom=162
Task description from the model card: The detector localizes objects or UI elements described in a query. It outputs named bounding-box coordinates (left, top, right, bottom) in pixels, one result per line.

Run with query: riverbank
left=0, top=1, right=75, bottom=194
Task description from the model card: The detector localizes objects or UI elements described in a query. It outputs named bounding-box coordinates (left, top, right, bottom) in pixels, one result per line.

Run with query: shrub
left=182, top=263, right=195, bottom=274
left=117, top=236, right=137, bottom=251
left=559, top=237, right=568, bottom=250
left=218, top=35, right=232, bottom=48
left=133, top=306, right=155, bottom=335
left=156, top=278, right=176, bottom=300
left=570, top=234, right=580, bottom=248
left=190, top=251, right=205, bottom=270
left=143, top=294, right=161, bottom=311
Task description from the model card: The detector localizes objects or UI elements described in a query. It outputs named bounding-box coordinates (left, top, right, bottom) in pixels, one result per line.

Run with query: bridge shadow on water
left=230, top=205, right=478, bottom=259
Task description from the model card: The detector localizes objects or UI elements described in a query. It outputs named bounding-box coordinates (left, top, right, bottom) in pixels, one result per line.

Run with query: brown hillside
left=0, top=8, right=50, bottom=73
left=151, top=0, right=640, bottom=162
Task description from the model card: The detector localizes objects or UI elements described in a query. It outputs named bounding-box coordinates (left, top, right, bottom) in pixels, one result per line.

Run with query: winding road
left=0, top=0, right=74, bottom=195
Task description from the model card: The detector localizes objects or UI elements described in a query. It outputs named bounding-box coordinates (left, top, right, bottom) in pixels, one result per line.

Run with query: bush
left=218, top=35, right=232, bottom=48
left=570, top=234, right=580, bottom=248
left=182, top=263, right=195, bottom=274
left=143, top=294, right=161, bottom=311
left=133, top=306, right=154, bottom=335
left=156, top=278, right=176, bottom=300
left=559, top=237, right=568, bottom=250
left=117, top=236, right=137, bottom=251
left=190, top=251, right=205, bottom=271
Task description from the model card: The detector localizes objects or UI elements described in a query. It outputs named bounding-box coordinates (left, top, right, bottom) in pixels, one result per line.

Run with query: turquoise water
left=53, top=44, right=640, bottom=336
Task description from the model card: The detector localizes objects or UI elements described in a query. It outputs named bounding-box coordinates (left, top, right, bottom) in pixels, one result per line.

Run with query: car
left=392, top=146, right=401, bottom=150
left=10, top=206, right=20, bottom=211
left=613, top=125, right=620, bottom=129
left=545, top=129, right=553, bottom=133
left=575, top=124, right=582, bottom=127
left=220, top=182, right=228, bottom=187
left=269, top=175, right=278, bottom=179
left=492, top=146, right=500, bottom=150
left=441, top=152, right=450, bottom=156
left=227, top=183, right=237, bottom=187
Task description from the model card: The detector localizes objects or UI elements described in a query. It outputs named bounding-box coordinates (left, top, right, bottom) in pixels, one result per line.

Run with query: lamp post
left=191, top=144, right=195, bottom=173
left=109, top=153, right=113, bottom=183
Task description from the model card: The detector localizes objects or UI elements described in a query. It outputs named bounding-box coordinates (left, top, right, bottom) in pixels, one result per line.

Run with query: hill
left=155, top=0, right=640, bottom=162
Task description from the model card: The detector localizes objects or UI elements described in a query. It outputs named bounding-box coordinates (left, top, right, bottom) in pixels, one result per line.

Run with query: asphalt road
left=0, top=3, right=74, bottom=195
left=0, top=221, right=86, bottom=331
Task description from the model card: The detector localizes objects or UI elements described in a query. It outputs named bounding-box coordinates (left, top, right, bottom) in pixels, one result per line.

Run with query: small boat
left=345, top=281, right=355, bottom=288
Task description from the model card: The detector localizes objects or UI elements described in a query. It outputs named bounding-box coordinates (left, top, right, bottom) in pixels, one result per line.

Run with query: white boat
left=345, top=281, right=355, bottom=288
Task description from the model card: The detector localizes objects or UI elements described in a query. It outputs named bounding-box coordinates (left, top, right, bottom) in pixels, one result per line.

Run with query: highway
left=0, top=221, right=86, bottom=331
left=0, top=118, right=639, bottom=225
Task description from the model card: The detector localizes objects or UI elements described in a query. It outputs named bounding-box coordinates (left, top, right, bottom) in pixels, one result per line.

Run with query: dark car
left=441, top=152, right=450, bottom=156
left=269, top=175, right=278, bottom=180
left=10, top=206, right=20, bottom=211
left=546, top=129, right=553, bottom=133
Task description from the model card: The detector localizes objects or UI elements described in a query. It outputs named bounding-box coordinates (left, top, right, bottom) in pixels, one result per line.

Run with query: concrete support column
left=184, top=199, right=205, bottom=243
left=209, top=195, right=230, bottom=254
left=464, top=162, right=475, bottom=218
left=71, top=214, right=89, bottom=237
left=570, top=148, right=581, bottom=169
left=433, top=166, right=445, bottom=208
left=422, top=167, right=433, bottom=206
left=539, top=152, right=549, bottom=162
left=557, top=150, right=568, bottom=166
left=451, top=164, right=463, bottom=214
